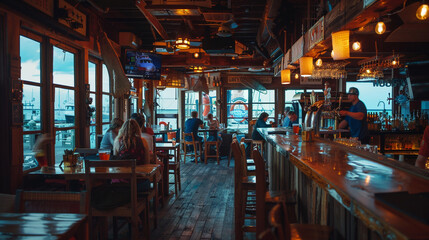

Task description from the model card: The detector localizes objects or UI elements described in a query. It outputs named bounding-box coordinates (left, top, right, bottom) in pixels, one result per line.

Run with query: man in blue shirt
left=282, top=111, right=298, bottom=128
left=184, top=111, right=204, bottom=142
left=339, top=87, right=370, bottom=144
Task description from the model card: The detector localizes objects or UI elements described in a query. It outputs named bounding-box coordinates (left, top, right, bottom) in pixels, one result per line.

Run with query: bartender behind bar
left=339, top=87, right=370, bottom=144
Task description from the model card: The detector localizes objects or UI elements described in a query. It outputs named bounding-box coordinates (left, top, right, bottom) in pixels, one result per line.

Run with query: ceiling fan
left=216, top=19, right=238, bottom=37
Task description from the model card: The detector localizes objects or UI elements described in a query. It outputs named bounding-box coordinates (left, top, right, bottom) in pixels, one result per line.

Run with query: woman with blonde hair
left=113, top=119, right=148, bottom=165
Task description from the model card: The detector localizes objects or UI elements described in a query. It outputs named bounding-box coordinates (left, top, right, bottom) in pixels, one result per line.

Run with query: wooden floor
left=151, top=157, right=235, bottom=240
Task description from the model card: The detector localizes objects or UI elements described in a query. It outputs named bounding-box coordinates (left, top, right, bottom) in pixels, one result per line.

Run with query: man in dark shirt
left=339, top=87, right=369, bottom=144
left=282, top=111, right=298, bottom=128
left=184, top=111, right=204, bottom=142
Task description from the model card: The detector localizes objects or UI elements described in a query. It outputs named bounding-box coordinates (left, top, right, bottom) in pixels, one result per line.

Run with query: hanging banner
left=291, top=36, right=304, bottom=64
left=308, top=16, right=324, bottom=49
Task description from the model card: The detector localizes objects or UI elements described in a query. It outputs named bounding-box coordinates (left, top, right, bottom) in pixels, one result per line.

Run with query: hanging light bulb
left=375, top=21, right=386, bottom=35
left=352, top=41, right=361, bottom=51
left=416, top=3, right=429, bottom=20
left=193, top=52, right=200, bottom=58
left=295, top=73, right=299, bottom=79
left=331, top=50, right=335, bottom=58
left=315, top=58, right=323, bottom=67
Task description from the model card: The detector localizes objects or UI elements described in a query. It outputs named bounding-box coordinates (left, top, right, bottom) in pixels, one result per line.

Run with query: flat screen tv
left=124, top=50, right=161, bottom=80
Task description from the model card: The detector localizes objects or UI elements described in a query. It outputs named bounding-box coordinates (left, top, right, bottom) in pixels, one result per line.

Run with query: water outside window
left=227, top=90, right=249, bottom=132
left=22, top=85, right=41, bottom=131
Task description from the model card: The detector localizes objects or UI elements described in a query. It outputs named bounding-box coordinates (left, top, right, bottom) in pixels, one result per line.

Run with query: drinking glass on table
left=292, top=124, right=300, bottom=135
left=99, top=149, right=110, bottom=160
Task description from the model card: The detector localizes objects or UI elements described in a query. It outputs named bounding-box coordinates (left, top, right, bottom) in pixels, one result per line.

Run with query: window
left=53, top=45, right=76, bottom=163
left=88, top=61, right=97, bottom=148
left=227, top=89, right=249, bottom=132
left=157, top=88, right=178, bottom=129
left=20, top=35, right=42, bottom=171
left=202, top=90, right=217, bottom=120
left=285, top=89, right=304, bottom=123
left=102, top=64, right=113, bottom=133
left=252, top=90, right=275, bottom=123
left=185, top=91, right=199, bottom=120
left=346, top=82, right=392, bottom=114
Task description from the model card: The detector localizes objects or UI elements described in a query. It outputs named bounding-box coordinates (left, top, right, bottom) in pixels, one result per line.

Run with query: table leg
left=162, top=155, right=169, bottom=197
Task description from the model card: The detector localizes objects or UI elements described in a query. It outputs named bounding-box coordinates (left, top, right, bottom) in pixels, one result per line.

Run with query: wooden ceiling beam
left=162, top=55, right=264, bottom=67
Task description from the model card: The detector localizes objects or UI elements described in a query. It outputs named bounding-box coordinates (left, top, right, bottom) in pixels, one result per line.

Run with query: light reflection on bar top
left=262, top=127, right=429, bottom=195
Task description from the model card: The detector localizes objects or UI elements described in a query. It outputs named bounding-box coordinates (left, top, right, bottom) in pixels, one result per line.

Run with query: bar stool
left=251, top=140, right=264, bottom=158
left=204, top=140, right=220, bottom=164
left=183, top=132, right=202, bottom=164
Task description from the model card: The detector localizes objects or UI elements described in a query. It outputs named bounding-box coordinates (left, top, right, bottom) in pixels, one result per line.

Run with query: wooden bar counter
left=258, top=127, right=429, bottom=240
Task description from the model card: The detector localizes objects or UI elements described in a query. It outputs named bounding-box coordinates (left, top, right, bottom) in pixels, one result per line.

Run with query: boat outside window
left=53, top=45, right=76, bottom=163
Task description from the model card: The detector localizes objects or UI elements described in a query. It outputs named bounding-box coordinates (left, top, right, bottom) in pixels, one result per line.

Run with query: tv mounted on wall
left=124, top=50, right=161, bottom=80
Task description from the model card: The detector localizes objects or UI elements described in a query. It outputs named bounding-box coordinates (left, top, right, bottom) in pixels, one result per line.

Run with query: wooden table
left=156, top=142, right=180, bottom=196
left=0, top=213, right=87, bottom=240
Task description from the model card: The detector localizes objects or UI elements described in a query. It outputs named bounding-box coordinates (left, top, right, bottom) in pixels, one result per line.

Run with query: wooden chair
left=205, top=139, right=220, bottom=164
left=183, top=132, right=202, bottom=164
left=260, top=202, right=332, bottom=240
left=251, top=140, right=264, bottom=158
left=0, top=193, right=15, bottom=213
left=15, top=190, right=87, bottom=214
left=85, top=159, right=148, bottom=240
left=168, top=147, right=181, bottom=195
left=75, top=148, right=99, bottom=157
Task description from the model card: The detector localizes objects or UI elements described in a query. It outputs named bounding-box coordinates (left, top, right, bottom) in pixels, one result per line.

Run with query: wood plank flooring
left=151, top=157, right=235, bottom=240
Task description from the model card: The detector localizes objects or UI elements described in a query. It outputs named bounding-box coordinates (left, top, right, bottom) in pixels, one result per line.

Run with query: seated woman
left=113, top=119, right=148, bottom=165
left=252, top=112, right=272, bottom=141
left=131, top=113, right=154, bottom=152
left=113, top=119, right=149, bottom=192
left=100, top=118, right=124, bottom=150
left=207, top=113, right=220, bottom=141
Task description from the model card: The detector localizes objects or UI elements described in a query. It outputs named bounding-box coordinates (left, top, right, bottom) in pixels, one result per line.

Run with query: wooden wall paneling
left=77, top=48, right=89, bottom=147
left=0, top=11, right=11, bottom=193
left=7, top=12, right=23, bottom=193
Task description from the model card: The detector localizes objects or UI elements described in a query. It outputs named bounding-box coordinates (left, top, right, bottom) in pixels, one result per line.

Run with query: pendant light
left=375, top=21, right=386, bottom=35
left=175, top=38, right=190, bottom=50
left=281, top=69, right=291, bottom=84
left=416, top=3, right=429, bottom=20
left=295, top=73, right=299, bottom=79
left=332, top=30, right=350, bottom=60
left=299, top=57, right=313, bottom=77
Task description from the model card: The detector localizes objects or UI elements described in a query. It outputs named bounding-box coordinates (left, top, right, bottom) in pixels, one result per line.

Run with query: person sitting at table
left=282, top=111, right=298, bottom=128
left=113, top=119, right=150, bottom=192
left=252, top=112, right=272, bottom=141
left=207, top=113, right=220, bottom=141
left=185, top=111, right=204, bottom=143
left=131, top=113, right=154, bottom=152
left=113, top=119, right=148, bottom=165
left=100, top=118, right=124, bottom=150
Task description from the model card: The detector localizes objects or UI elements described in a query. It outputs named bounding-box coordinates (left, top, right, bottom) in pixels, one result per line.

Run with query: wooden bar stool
left=251, top=140, right=264, bottom=158
left=260, top=202, right=332, bottom=240
left=183, top=132, right=202, bottom=164
left=204, top=140, right=220, bottom=164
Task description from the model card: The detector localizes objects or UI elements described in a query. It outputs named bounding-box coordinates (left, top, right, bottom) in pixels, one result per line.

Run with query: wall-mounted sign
left=372, top=78, right=407, bottom=87
left=308, top=16, right=324, bottom=49
left=23, top=0, right=54, bottom=17
left=227, top=75, right=272, bottom=84
left=57, top=0, right=87, bottom=36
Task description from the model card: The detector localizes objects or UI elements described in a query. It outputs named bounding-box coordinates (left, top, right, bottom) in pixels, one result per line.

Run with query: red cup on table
left=99, top=149, right=110, bottom=160
left=293, top=124, right=300, bottom=135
